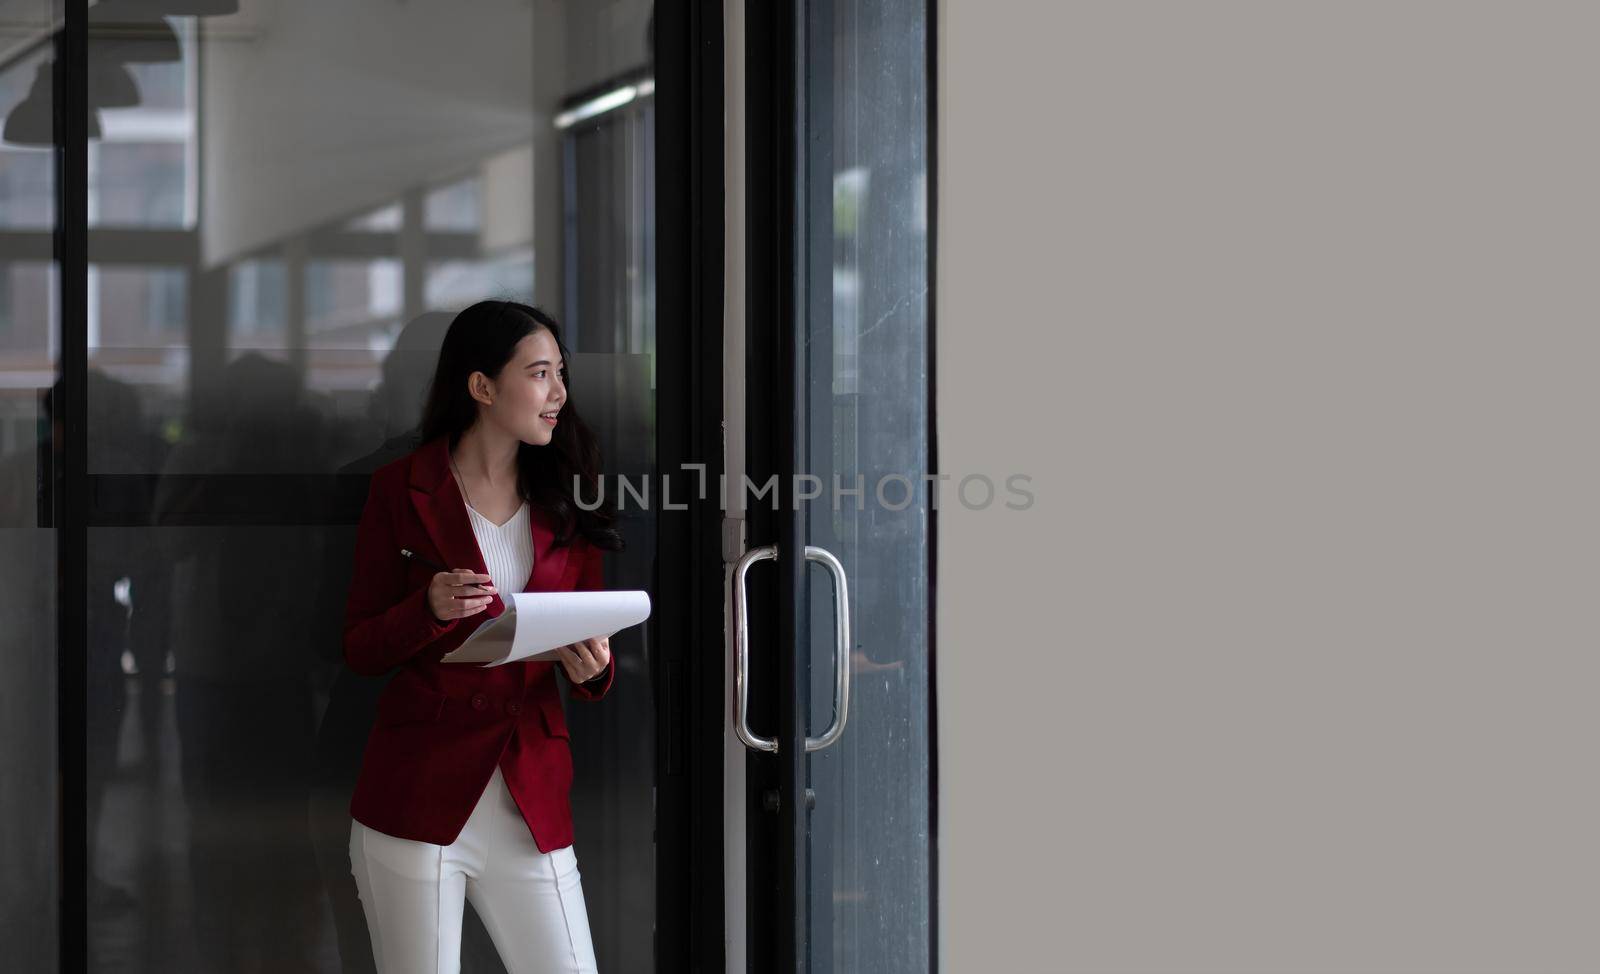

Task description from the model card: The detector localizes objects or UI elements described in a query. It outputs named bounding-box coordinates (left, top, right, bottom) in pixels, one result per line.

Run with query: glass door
left=737, top=1, right=933, bottom=970
left=47, top=2, right=667, bottom=971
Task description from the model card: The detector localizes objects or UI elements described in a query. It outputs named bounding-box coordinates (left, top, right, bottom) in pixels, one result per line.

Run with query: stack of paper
left=440, top=590, right=652, bottom=666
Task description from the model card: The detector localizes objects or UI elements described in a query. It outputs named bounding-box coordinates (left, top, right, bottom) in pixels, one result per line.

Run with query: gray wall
left=936, top=2, right=1600, bottom=970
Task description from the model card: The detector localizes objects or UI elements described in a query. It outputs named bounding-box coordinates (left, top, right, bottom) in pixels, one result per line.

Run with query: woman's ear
left=467, top=371, right=495, bottom=407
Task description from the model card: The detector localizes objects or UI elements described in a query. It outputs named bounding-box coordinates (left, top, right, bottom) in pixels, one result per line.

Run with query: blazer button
left=470, top=692, right=488, bottom=711
left=505, top=700, right=522, bottom=716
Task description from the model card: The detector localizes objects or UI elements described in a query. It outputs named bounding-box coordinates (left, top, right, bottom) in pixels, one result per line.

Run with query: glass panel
left=81, top=2, right=659, bottom=970
left=802, top=0, right=932, bottom=971
left=343, top=203, right=401, bottom=232
left=90, top=264, right=188, bottom=348
left=90, top=141, right=188, bottom=228
left=87, top=264, right=189, bottom=460
left=304, top=257, right=403, bottom=341
left=88, top=21, right=195, bottom=229
left=227, top=258, right=288, bottom=349
left=0, top=261, right=54, bottom=355
left=0, top=143, right=54, bottom=228
left=567, top=103, right=655, bottom=362
left=425, top=176, right=481, bottom=232
left=0, top=15, right=58, bottom=970
left=426, top=251, right=536, bottom=312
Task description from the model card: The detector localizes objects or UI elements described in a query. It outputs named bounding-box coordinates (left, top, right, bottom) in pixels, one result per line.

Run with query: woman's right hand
left=428, top=570, right=497, bottom=621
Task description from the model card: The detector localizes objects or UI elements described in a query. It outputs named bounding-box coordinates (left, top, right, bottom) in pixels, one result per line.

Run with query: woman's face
left=475, top=328, right=566, bottom=445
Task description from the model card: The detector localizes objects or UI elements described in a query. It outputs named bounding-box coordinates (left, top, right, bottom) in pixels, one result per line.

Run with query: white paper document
left=439, top=590, right=652, bottom=667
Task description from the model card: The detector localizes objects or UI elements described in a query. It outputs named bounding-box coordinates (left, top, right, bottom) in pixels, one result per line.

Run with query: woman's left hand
left=555, top=636, right=611, bottom=684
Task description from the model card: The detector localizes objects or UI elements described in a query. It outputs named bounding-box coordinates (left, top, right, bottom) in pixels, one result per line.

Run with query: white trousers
left=348, top=765, right=599, bottom=974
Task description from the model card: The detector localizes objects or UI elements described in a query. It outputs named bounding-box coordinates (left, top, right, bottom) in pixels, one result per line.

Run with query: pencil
left=399, top=547, right=452, bottom=574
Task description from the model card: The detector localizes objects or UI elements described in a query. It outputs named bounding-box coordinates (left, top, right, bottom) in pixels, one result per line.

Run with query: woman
left=342, top=300, right=623, bottom=973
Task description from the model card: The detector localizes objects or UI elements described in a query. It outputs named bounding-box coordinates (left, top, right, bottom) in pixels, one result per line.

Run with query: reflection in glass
left=0, top=261, right=54, bottom=357
left=0, top=133, right=54, bottom=227
left=803, top=1, right=933, bottom=971
left=91, top=264, right=187, bottom=347
left=76, top=1, right=659, bottom=970
left=305, top=258, right=403, bottom=343
left=427, top=253, right=535, bottom=312
left=227, top=258, right=288, bottom=348
left=0, top=14, right=58, bottom=968
left=88, top=18, right=195, bottom=229
left=425, top=177, right=482, bottom=232
left=343, top=203, right=401, bottom=232
left=87, top=265, right=189, bottom=403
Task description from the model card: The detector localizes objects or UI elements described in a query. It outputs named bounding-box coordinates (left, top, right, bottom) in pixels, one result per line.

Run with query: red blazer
left=342, top=433, right=614, bottom=850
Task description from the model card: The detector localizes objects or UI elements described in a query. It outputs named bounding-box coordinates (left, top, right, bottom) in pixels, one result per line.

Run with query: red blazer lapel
left=406, top=435, right=500, bottom=616
left=526, top=503, right=573, bottom=594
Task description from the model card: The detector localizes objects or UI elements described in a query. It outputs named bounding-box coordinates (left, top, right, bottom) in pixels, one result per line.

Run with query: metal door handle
left=802, top=545, right=850, bottom=752
left=732, top=543, right=852, bottom=753
left=733, top=545, right=779, bottom=752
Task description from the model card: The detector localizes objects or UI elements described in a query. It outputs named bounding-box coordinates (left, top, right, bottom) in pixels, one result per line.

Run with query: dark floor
left=88, top=676, right=341, bottom=973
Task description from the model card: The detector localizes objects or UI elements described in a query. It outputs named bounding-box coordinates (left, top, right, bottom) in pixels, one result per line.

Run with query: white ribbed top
left=465, top=500, right=534, bottom=595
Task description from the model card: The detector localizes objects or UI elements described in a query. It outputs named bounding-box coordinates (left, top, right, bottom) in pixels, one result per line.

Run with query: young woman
left=342, top=300, right=623, bottom=973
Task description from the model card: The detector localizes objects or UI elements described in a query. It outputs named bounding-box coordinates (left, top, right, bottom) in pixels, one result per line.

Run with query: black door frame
left=55, top=2, right=92, bottom=970
left=652, top=1, right=728, bottom=971
left=741, top=1, right=811, bottom=969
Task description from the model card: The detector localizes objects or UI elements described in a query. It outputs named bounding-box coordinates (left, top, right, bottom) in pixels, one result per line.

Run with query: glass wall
left=0, top=3, right=62, bottom=968
left=803, top=0, right=933, bottom=970
left=48, top=2, right=660, bottom=970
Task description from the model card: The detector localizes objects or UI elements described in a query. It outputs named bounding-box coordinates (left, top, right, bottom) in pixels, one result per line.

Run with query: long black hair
left=418, top=300, right=622, bottom=553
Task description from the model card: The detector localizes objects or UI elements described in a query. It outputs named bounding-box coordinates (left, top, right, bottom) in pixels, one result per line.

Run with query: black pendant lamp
left=89, top=60, right=141, bottom=110
left=3, top=61, right=104, bottom=146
